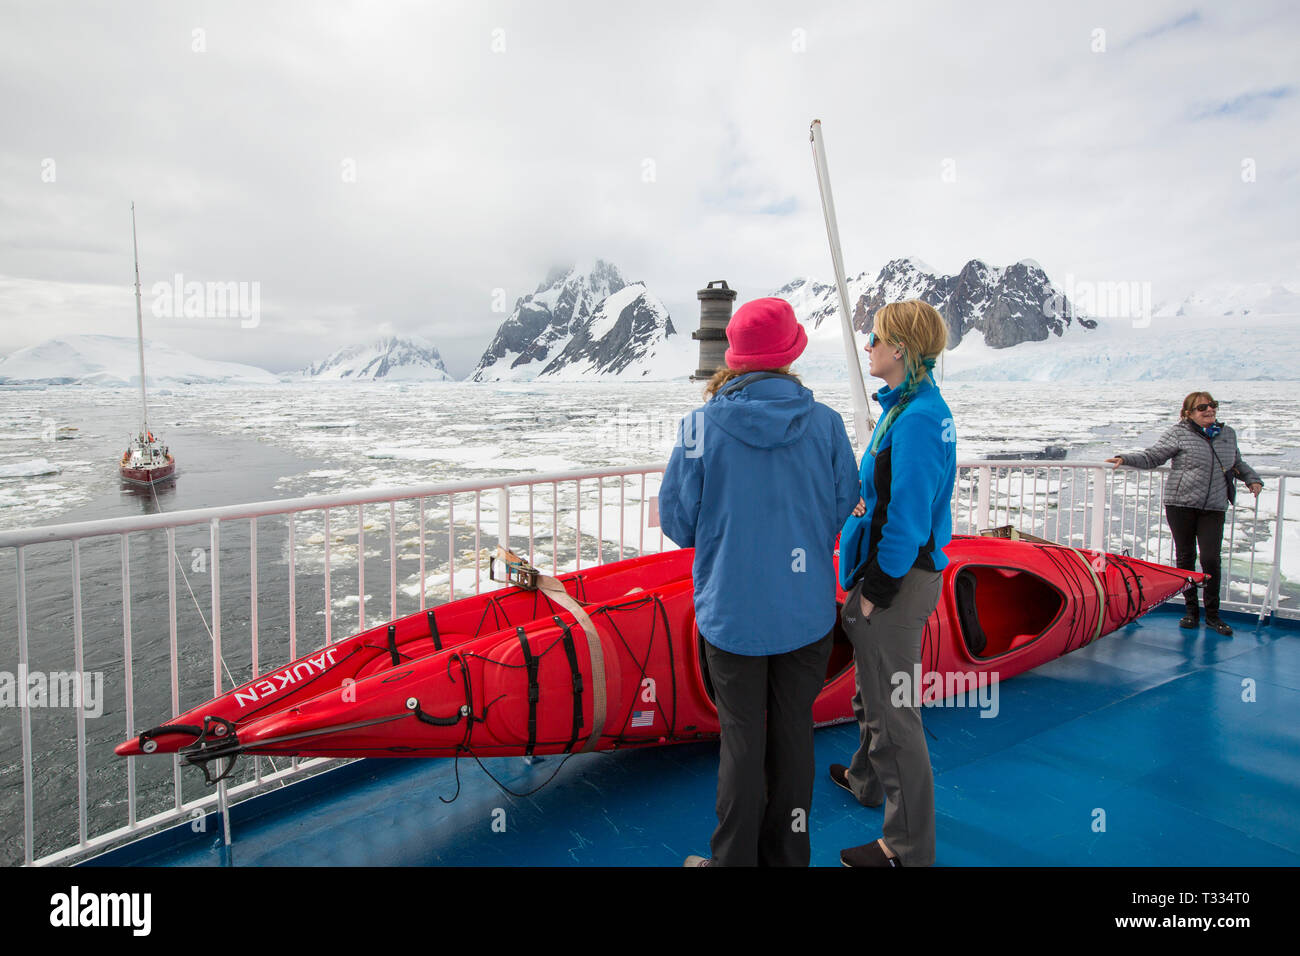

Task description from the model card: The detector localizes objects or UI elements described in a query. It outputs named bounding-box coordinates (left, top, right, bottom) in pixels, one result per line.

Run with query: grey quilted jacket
left=1119, top=419, right=1262, bottom=511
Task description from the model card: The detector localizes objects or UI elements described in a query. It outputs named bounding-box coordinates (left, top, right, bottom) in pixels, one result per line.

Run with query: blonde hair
left=867, top=300, right=947, bottom=454
left=703, top=364, right=799, bottom=400
left=1179, top=391, right=1216, bottom=420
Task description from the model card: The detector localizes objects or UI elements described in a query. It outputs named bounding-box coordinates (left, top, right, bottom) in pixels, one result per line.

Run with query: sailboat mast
left=131, top=201, right=149, bottom=437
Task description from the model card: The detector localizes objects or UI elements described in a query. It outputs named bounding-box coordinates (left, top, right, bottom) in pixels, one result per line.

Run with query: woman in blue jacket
left=659, top=296, right=860, bottom=867
left=833, top=299, right=955, bottom=868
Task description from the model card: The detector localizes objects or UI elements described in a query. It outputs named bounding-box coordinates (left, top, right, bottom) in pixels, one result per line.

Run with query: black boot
left=1179, top=606, right=1199, bottom=629
left=1205, top=612, right=1233, bottom=636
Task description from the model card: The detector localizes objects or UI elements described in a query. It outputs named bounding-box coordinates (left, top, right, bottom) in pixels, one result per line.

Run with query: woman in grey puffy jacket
left=1106, top=391, right=1262, bottom=635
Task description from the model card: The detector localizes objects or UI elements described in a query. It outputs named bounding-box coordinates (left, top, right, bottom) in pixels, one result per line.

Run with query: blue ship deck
left=86, top=604, right=1300, bottom=867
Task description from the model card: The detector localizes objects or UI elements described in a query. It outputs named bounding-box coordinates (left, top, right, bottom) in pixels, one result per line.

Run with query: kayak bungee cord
left=1034, top=545, right=1101, bottom=655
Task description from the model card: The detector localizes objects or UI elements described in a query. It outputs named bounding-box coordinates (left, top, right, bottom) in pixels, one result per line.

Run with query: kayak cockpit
left=955, top=565, right=1064, bottom=659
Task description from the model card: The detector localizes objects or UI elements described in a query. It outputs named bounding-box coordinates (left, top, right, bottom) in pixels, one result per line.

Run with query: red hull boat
left=117, top=536, right=1203, bottom=777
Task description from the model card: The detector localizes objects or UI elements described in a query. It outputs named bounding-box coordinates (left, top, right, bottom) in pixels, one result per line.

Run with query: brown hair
left=1179, top=391, right=1216, bottom=419
left=703, top=364, right=800, bottom=399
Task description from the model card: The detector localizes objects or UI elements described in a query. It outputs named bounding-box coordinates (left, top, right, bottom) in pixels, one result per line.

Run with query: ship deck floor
left=87, top=604, right=1300, bottom=867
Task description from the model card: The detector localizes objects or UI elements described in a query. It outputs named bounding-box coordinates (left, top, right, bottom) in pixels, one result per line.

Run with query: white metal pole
left=809, top=120, right=874, bottom=449
left=130, top=202, right=149, bottom=438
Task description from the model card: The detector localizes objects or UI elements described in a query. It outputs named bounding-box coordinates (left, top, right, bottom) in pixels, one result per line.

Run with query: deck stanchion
left=1093, top=466, right=1108, bottom=551
left=976, top=466, right=991, bottom=533
left=289, top=513, right=298, bottom=773
left=165, top=530, right=180, bottom=811
left=18, top=548, right=33, bottom=864
left=73, top=540, right=90, bottom=843
left=324, top=508, right=332, bottom=645
left=121, top=534, right=136, bottom=827
left=389, top=501, right=397, bottom=621
left=210, top=518, right=222, bottom=694
left=1261, top=476, right=1287, bottom=623
left=250, top=517, right=261, bottom=785
left=357, top=504, right=365, bottom=633
left=495, top=486, right=507, bottom=551
left=417, top=499, right=426, bottom=611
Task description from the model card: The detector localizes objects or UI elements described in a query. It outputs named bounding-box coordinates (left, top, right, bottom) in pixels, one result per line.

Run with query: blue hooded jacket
left=658, top=372, right=860, bottom=656
left=837, top=375, right=956, bottom=604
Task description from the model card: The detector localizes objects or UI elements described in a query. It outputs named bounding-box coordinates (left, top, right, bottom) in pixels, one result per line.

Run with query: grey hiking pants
left=839, top=566, right=942, bottom=867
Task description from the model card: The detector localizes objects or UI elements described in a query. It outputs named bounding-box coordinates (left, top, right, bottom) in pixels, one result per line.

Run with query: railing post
left=1090, top=466, right=1107, bottom=551
left=498, top=485, right=510, bottom=551
left=1261, top=475, right=1287, bottom=623
left=976, top=466, right=991, bottom=532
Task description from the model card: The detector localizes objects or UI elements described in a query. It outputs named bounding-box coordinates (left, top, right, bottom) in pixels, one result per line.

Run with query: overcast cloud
left=1, top=0, right=1296, bottom=378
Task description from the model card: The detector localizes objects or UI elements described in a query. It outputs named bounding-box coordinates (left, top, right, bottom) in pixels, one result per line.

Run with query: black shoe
left=840, top=840, right=902, bottom=867
left=1205, top=615, right=1233, bottom=636
left=830, top=764, right=883, bottom=808
left=1179, top=611, right=1199, bottom=629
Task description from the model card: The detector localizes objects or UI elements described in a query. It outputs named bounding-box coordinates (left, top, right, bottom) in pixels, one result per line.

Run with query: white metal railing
left=0, top=459, right=1293, bottom=866
left=0, top=463, right=669, bottom=867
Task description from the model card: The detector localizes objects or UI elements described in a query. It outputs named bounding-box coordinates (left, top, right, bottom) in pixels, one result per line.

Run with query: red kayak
left=117, top=535, right=1203, bottom=778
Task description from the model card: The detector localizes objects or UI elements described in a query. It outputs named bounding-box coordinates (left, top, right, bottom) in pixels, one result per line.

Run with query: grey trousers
left=839, top=567, right=942, bottom=867
left=702, top=632, right=833, bottom=866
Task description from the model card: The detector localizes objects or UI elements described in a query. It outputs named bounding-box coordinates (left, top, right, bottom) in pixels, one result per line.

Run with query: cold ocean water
left=0, top=378, right=1296, bottom=864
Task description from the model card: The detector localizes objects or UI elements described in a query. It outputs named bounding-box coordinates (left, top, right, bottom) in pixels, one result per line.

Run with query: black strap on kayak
left=412, top=704, right=465, bottom=727
left=426, top=609, right=442, bottom=650
left=515, top=626, right=540, bottom=757
left=138, top=723, right=205, bottom=752
left=386, top=624, right=401, bottom=666
left=552, top=615, right=585, bottom=753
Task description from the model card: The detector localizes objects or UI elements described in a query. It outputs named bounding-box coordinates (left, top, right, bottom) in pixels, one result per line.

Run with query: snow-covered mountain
left=941, top=281, right=1300, bottom=382
left=0, top=334, right=280, bottom=385
left=776, top=256, right=1096, bottom=380
left=298, top=335, right=453, bottom=382
left=471, top=261, right=691, bottom=381
left=537, top=283, right=694, bottom=381
left=776, top=256, right=1094, bottom=350
left=779, top=262, right=1300, bottom=382
left=1154, top=282, right=1300, bottom=319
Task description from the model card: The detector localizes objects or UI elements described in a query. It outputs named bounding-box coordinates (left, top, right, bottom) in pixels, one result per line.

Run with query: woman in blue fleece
left=833, top=299, right=955, bottom=868
left=659, top=296, right=860, bottom=867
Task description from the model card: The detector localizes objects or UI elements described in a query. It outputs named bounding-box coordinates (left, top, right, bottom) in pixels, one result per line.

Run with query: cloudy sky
left=1, top=0, right=1296, bottom=378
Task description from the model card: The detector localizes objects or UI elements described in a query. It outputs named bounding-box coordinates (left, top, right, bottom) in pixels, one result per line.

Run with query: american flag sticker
left=630, top=710, right=654, bottom=728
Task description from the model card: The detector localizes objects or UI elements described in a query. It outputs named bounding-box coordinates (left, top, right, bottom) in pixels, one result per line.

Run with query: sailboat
left=118, top=202, right=176, bottom=486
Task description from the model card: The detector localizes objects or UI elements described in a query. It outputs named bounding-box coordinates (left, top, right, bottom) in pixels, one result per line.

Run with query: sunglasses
left=865, top=331, right=892, bottom=349
left=1192, top=402, right=1219, bottom=412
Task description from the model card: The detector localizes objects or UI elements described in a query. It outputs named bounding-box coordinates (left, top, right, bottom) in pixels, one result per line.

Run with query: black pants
left=1165, top=505, right=1226, bottom=614
left=702, top=632, right=833, bottom=866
